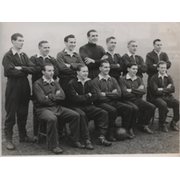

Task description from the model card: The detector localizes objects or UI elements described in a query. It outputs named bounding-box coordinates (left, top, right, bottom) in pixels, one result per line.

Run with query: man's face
left=158, top=64, right=167, bottom=74
left=88, top=32, right=98, bottom=44
left=12, top=36, right=24, bottom=50
left=42, top=65, right=54, bottom=79
left=128, top=65, right=138, bottom=76
left=154, top=41, right=162, bottom=53
left=39, top=43, right=50, bottom=56
left=65, top=38, right=76, bottom=51
left=107, top=38, right=117, bottom=51
left=100, top=63, right=110, bottom=75
left=77, top=66, right=89, bottom=80
left=128, top=41, right=138, bottom=54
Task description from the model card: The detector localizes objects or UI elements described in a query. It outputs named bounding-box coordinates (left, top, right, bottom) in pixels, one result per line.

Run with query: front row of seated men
left=33, top=60, right=178, bottom=154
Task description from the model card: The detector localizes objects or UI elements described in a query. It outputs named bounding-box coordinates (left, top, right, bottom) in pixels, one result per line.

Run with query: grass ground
left=1, top=101, right=179, bottom=156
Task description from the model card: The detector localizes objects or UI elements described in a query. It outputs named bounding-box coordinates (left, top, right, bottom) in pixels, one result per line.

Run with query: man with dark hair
left=103, top=36, right=123, bottom=80
left=30, top=40, right=59, bottom=138
left=121, top=40, right=146, bottom=78
left=93, top=60, right=137, bottom=139
left=149, top=61, right=179, bottom=132
left=66, top=64, right=112, bottom=147
left=79, top=29, right=106, bottom=79
left=56, top=34, right=84, bottom=92
left=33, top=63, right=85, bottom=154
left=118, top=63, right=155, bottom=134
left=146, top=39, right=171, bottom=101
left=2, top=33, right=37, bottom=150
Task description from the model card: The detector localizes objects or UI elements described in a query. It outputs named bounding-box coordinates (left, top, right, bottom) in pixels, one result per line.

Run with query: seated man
left=118, top=62, right=155, bottom=134
left=93, top=60, right=137, bottom=139
left=67, top=64, right=112, bottom=147
left=149, top=61, right=179, bottom=132
left=33, top=63, right=85, bottom=154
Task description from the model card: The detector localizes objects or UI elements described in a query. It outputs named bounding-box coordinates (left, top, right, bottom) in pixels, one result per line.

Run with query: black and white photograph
left=0, top=22, right=179, bottom=156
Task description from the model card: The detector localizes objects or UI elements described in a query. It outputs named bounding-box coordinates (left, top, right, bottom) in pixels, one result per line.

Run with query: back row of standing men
left=2, top=30, right=179, bottom=154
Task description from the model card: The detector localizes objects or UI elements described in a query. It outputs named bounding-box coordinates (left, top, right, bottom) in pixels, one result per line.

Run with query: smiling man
left=2, top=33, right=37, bottom=150
left=79, top=29, right=106, bottom=79
left=56, top=34, right=84, bottom=92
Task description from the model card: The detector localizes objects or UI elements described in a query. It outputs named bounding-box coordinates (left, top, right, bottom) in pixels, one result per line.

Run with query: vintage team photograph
left=0, top=22, right=179, bottom=156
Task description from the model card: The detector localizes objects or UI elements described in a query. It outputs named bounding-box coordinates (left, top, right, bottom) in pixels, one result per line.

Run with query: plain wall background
left=1, top=22, right=180, bottom=106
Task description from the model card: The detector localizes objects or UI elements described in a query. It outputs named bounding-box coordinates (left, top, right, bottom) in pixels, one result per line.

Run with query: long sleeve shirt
left=79, top=42, right=105, bottom=79
left=33, top=77, right=65, bottom=109
left=104, top=51, right=123, bottom=79
left=2, top=49, right=37, bottom=79
left=121, top=53, right=147, bottom=78
left=30, top=54, right=59, bottom=83
left=56, top=49, right=84, bottom=80
left=146, top=50, right=171, bottom=77
left=149, top=73, right=175, bottom=99
left=118, top=74, right=146, bottom=101
left=92, top=74, right=122, bottom=103
left=66, top=78, right=97, bottom=106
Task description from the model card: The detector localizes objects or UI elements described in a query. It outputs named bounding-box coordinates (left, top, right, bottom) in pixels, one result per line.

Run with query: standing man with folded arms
left=146, top=39, right=171, bottom=101
left=104, top=36, right=123, bottom=81
left=79, top=29, right=106, bottom=79
left=2, top=33, right=37, bottom=150
left=56, top=34, right=84, bottom=93
left=122, top=40, right=146, bottom=78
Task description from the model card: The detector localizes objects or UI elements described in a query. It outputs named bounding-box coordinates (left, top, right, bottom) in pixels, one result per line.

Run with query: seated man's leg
left=71, top=107, right=91, bottom=142
left=153, top=98, right=169, bottom=131
left=164, top=96, right=179, bottom=131
left=37, top=109, right=59, bottom=151
left=59, top=107, right=84, bottom=148
left=114, top=101, right=137, bottom=137
left=133, top=99, right=155, bottom=133
left=96, top=103, right=117, bottom=141
left=83, top=105, right=112, bottom=146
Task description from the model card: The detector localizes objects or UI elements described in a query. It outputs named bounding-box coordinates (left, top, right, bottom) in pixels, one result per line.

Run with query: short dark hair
left=11, top=33, right=23, bottom=41
left=76, top=64, right=87, bottom=71
left=87, top=29, right=97, bottom=37
left=106, top=36, right=116, bottom=43
left=64, top=34, right=75, bottom=42
left=127, top=62, right=138, bottom=69
left=153, top=39, right=161, bottom=45
left=127, top=40, right=136, bottom=46
left=100, top=60, right=110, bottom=67
left=38, top=40, right=49, bottom=48
left=42, top=63, right=54, bottom=71
left=157, top=61, right=167, bottom=67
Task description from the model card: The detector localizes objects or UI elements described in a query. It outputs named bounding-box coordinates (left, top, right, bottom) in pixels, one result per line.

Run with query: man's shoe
left=128, top=129, right=135, bottom=139
left=72, top=141, right=85, bottom=149
left=52, top=147, right=63, bottom=154
left=170, top=121, right=179, bottom=131
left=85, top=140, right=94, bottom=150
left=159, top=125, right=168, bottom=132
left=107, top=134, right=117, bottom=142
left=98, top=136, right=112, bottom=146
left=6, top=141, right=15, bottom=150
left=143, top=126, right=154, bottom=134
left=19, top=136, right=35, bottom=143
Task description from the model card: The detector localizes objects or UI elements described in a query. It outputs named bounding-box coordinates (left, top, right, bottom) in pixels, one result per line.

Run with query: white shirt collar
left=37, top=54, right=51, bottom=59
left=64, top=48, right=76, bottom=57
left=98, top=74, right=111, bottom=81
left=127, top=51, right=135, bottom=57
left=42, top=75, right=54, bottom=84
left=77, top=77, right=91, bottom=84
left=158, top=72, right=168, bottom=78
left=106, top=50, right=116, bottom=56
left=11, top=48, right=23, bottom=55
left=126, top=73, right=137, bottom=81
